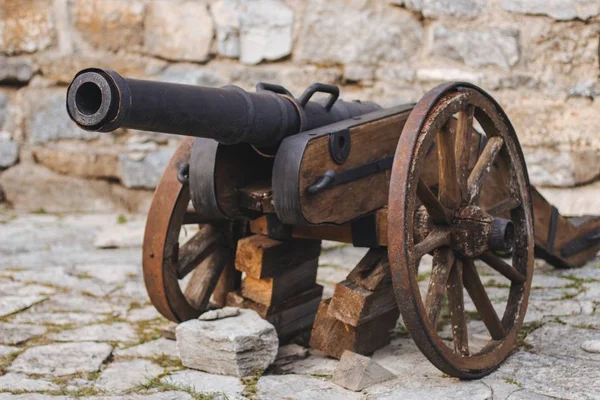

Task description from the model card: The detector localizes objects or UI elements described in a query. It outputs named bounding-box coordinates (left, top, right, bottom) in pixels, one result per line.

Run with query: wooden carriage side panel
left=273, top=105, right=413, bottom=226
left=298, top=111, right=410, bottom=225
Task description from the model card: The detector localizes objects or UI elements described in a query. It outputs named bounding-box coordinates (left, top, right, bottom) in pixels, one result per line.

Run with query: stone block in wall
left=295, top=0, right=423, bottom=65
left=524, top=147, right=599, bottom=187
left=395, top=0, right=488, bottom=17
left=431, top=25, right=520, bottom=70
left=71, top=0, right=145, bottom=52
left=343, top=65, right=376, bottom=85
left=36, top=54, right=167, bottom=85
left=0, top=133, right=18, bottom=170
left=495, top=91, right=600, bottom=187
left=0, top=57, right=35, bottom=84
left=118, top=149, right=174, bottom=189
left=500, top=0, right=600, bottom=21
left=520, top=21, right=598, bottom=93
left=0, top=162, right=151, bottom=213
left=0, top=92, right=7, bottom=129
left=144, top=1, right=213, bottom=63
left=31, top=143, right=119, bottom=180
left=416, top=68, right=484, bottom=84
left=0, top=0, right=55, bottom=55
left=211, top=0, right=294, bottom=65
left=19, top=88, right=99, bottom=144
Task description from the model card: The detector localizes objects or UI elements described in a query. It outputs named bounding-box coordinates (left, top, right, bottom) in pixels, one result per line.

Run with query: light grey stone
left=176, top=309, right=278, bottom=376
left=257, top=374, right=363, bottom=400
left=524, top=146, right=600, bottom=187
left=537, top=182, right=600, bottom=217
left=0, top=323, right=46, bottom=345
left=333, top=351, right=395, bottom=391
left=96, top=359, right=163, bottom=393
left=0, top=372, right=58, bottom=392
left=507, top=390, right=556, bottom=399
left=9, top=342, right=112, bottom=376
left=582, top=340, right=600, bottom=354
left=20, top=88, right=99, bottom=144
left=11, top=311, right=105, bottom=326
left=295, top=0, right=423, bottom=65
left=111, top=280, right=151, bottom=303
left=371, top=382, right=493, bottom=400
left=531, top=298, right=589, bottom=321
left=0, top=396, right=71, bottom=400
left=119, top=149, right=174, bottom=189
left=144, top=1, right=213, bottom=62
left=0, top=137, right=18, bottom=169
left=127, top=306, right=162, bottom=322
left=69, top=262, right=140, bottom=284
left=501, top=0, right=600, bottom=21
left=162, top=369, right=245, bottom=399
left=569, top=81, right=600, bottom=98
left=400, top=0, right=487, bottom=17
left=0, top=345, right=17, bottom=357
left=212, top=0, right=294, bottom=64
left=525, top=324, right=600, bottom=361
left=48, top=322, right=138, bottom=343
left=198, top=307, right=240, bottom=321
left=114, top=338, right=178, bottom=358
left=210, top=0, right=241, bottom=58
left=431, top=25, right=520, bottom=70
left=31, top=293, right=123, bottom=315
left=274, top=344, right=309, bottom=365
left=93, top=222, right=145, bottom=249
left=344, top=64, right=376, bottom=84
left=282, top=349, right=338, bottom=376
left=0, top=281, right=56, bottom=297
left=0, top=57, right=34, bottom=83
left=319, top=246, right=368, bottom=269
left=416, top=68, right=484, bottom=83
left=159, top=64, right=227, bottom=87
left=496, top=352, right=600, bottom=399
left=0, top=295, right=46, bottom=318
left=12, top=267, right=113, bottom=297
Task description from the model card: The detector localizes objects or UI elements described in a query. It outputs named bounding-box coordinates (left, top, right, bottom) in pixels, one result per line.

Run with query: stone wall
left=0, top=0, right=598, bottom=213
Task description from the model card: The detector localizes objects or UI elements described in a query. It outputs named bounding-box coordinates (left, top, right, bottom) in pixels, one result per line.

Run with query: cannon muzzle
left=66, top=68, right=381, bottom=146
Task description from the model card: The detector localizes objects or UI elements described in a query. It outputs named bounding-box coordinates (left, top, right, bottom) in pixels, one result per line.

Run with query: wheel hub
left=451, top=205, right=514, bottom=258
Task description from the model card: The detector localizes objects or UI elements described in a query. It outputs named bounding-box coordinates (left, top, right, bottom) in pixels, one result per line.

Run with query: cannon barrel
left=66, top=68, right=381, bottom=146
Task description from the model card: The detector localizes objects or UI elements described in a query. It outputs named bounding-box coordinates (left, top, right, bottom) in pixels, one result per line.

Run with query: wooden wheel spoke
left=462, top=259, right=506, bottom=340
left=425, top=248, right=455, bottom=327
left=479, top=252, right=525, bottom=283
left=183, top=248, right=229, bottom=309
left=455, top=106, right=475, bottom=203
left=415, top=229, right=451, bottom=260
left=447, top=259, right=469, bottom=355
left=467, top=136, right=504, bottom=204
left=176, top=226, right=221, bottom=279
left=437, top=123, right=461, bottom=211
left=417, top=179, right=452, bottom=225
left=486, top=197, right=521, bottom=216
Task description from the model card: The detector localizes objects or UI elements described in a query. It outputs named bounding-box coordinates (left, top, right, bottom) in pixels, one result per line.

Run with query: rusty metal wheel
left=142, top=137, right=241, bottom=322
left=387, top=83, right=535, bottom=378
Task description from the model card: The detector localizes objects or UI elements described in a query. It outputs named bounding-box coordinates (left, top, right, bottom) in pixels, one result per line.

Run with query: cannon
left=67, top=69, right=600, bottom=379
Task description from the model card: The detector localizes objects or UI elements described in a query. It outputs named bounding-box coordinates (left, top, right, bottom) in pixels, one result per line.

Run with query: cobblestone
left=0, top=212, right=597, bottom=398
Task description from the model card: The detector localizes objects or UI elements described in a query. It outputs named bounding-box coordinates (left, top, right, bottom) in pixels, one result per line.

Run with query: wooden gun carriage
left=66, top=69, right=600, bottom=378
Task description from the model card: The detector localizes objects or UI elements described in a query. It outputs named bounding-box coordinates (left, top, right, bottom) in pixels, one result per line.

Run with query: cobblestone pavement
left=0, top=212, right=599, bottom=400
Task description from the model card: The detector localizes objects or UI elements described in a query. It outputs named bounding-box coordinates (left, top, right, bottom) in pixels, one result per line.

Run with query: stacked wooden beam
left=226, top=234, right=323, bottom=340
left=310, top=248, right=399, bottom=358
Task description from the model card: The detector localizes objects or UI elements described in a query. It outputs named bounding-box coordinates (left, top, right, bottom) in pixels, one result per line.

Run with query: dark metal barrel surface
left=66, top=68, right=381, bottom=146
